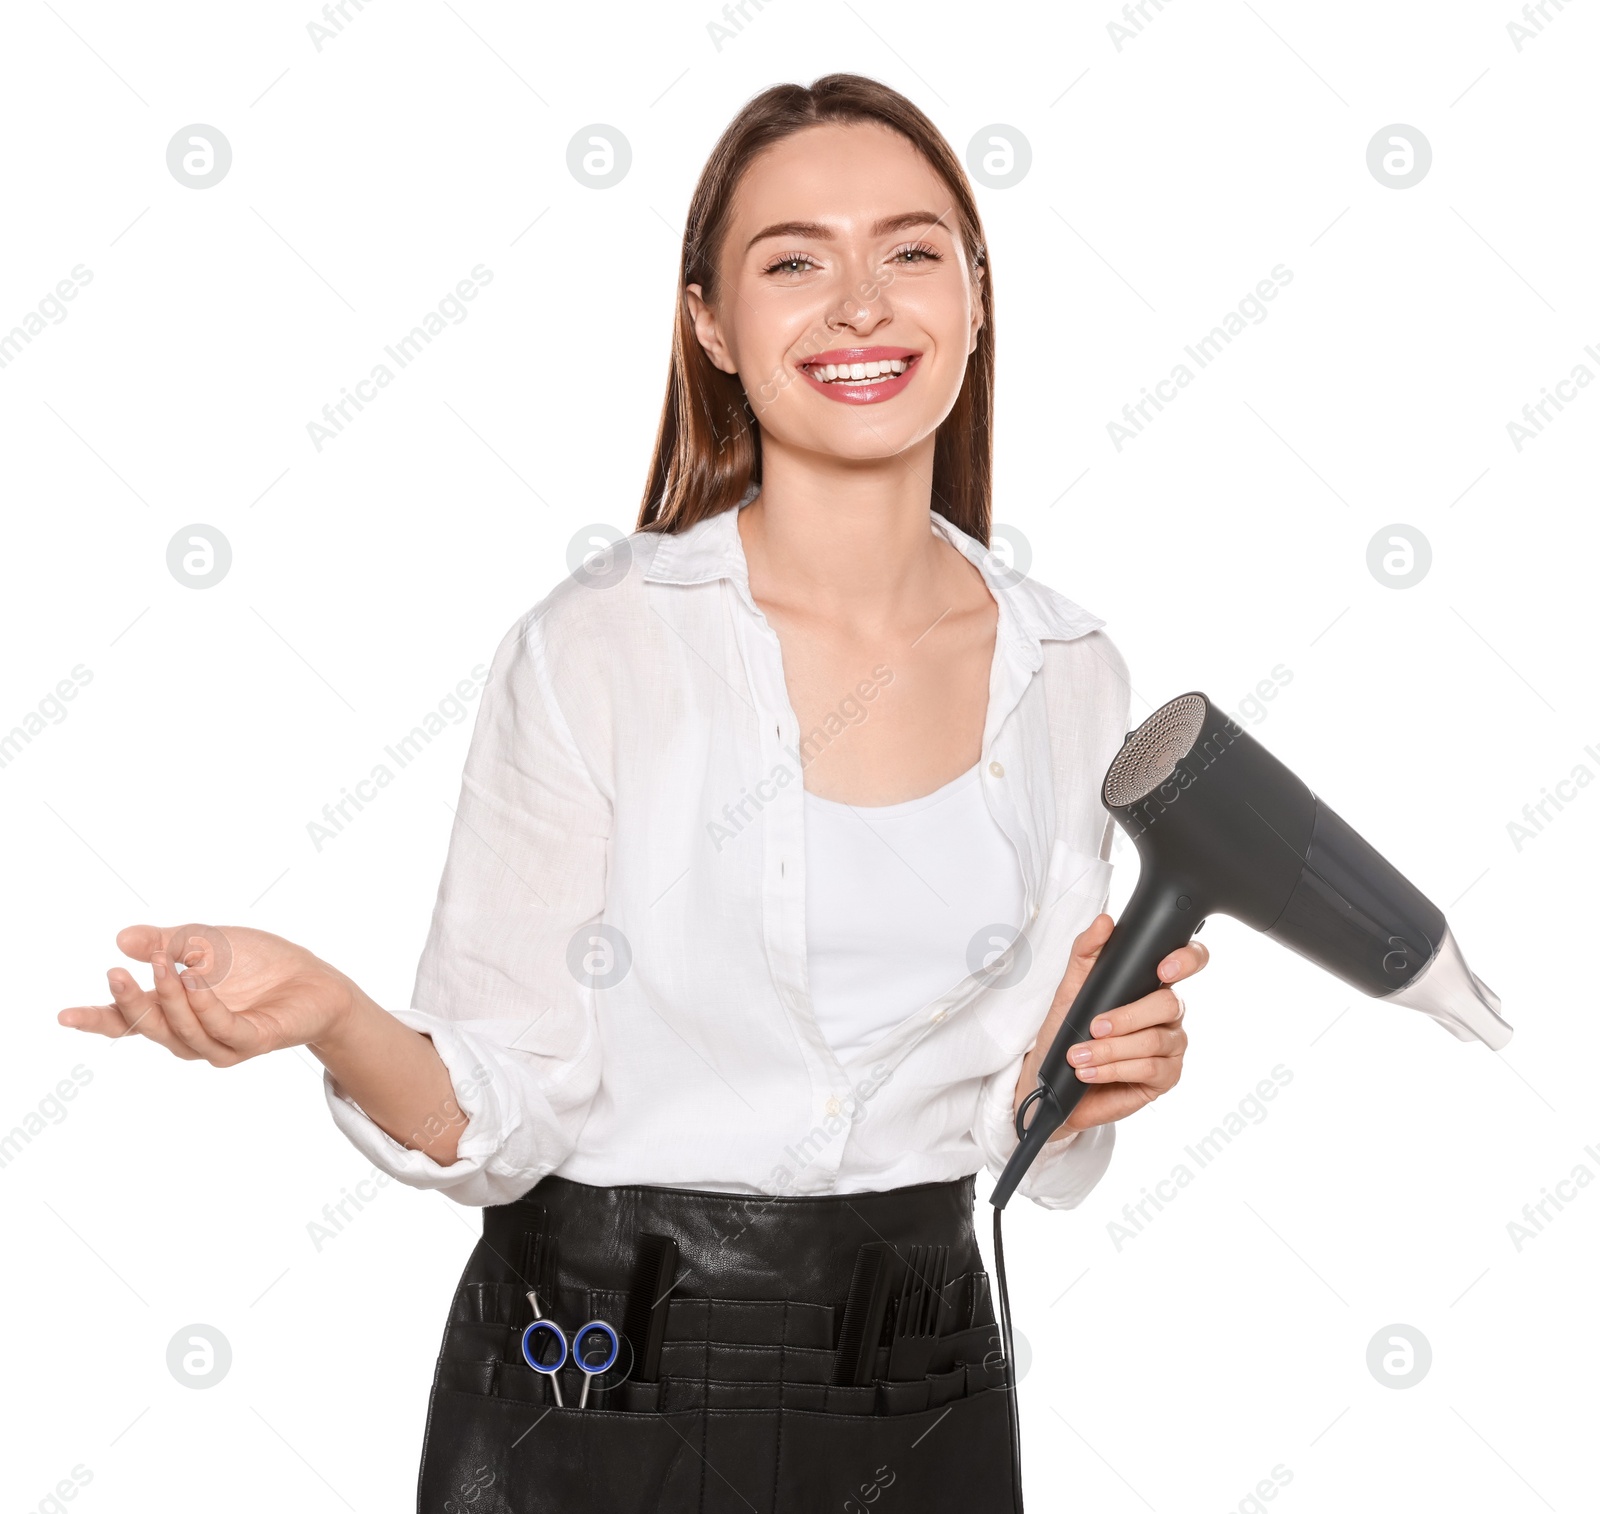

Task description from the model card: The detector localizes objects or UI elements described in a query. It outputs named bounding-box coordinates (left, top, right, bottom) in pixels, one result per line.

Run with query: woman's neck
left=736, top=436, right=952, bottom=632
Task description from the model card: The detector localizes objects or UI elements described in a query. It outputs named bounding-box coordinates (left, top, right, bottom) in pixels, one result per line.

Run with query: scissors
left=520, top=1288, right=620, bottom=1408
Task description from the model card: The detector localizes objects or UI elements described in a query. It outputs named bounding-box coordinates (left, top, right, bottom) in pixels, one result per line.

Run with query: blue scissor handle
left=572, top=1320, right=619, bottom=1376
left=520, top=1318, right=568, bottom=1374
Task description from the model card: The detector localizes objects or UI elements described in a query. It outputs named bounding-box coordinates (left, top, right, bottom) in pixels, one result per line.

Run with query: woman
left=60, top=74, right=1206, bottom=1512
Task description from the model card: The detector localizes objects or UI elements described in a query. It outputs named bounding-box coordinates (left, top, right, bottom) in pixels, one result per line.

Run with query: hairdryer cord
left=993, top=1204, right=1025, bottom=1513
left=1014, top=1083, right=1054, bottom=1141
left=992, top=1082, right=1073, bottom=1211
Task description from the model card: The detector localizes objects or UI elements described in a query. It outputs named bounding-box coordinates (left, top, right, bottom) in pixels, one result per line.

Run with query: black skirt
left=417, top=1173, right=1024, bottom=1513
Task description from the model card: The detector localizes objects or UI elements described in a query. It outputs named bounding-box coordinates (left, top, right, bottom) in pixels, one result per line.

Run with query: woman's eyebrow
left=744, top=210, right=951, bottom=254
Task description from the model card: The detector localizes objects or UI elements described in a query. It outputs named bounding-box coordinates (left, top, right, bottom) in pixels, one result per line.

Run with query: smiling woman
left=60, top=72, right=1204, bottom=1514
left=644, top=99, right=994, bottom=539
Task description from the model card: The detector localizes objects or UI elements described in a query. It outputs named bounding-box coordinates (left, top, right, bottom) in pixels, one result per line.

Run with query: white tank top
left=802, top=762, right=1026, bottom=1060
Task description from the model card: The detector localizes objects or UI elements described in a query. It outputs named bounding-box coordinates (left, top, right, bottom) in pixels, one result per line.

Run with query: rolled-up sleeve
left=323, top=606, right=612, bottom=1207
left=972, top=1059, right=1116, bottom=1210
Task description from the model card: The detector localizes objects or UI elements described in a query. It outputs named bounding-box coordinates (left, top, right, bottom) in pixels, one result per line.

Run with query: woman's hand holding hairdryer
left=1014, top=912, right=1205, bottom=1141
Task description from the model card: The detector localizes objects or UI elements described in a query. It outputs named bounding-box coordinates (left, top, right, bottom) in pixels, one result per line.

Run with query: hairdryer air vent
left=1103, top=694, right=1208, bottom=808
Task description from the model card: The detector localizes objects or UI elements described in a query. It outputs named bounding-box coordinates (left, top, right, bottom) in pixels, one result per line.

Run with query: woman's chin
left=782, top=418, right=945, bottom=465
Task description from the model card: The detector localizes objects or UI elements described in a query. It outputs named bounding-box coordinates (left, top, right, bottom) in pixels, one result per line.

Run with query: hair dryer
left=991, top=690, right=1511, bottom=1209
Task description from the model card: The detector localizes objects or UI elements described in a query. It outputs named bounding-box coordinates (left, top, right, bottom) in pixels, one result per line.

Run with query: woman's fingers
left=1156, top=938, right=1209, bottom=985
left=147, top=947, right=241, bottom=1065
left=1070, top=1021, right=1187, bottom=1081
left=1075, top=1049, right=1183, bottom=1090
left=1066, top=1081, right=1167, bottom=1127
left=103, top=967, right=204, bottom=1059
left=1053, top=931, right=1205, bottom=1125
left=58, top=1004, right=144, bottom=1038
left=1085, top=983, right=1186, bottom=1040
left=171, top=959, right=263, bottom=1059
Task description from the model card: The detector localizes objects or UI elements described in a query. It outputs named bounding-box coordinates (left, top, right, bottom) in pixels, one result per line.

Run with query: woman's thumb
left=114, top=924, right=164, bottom=962
left=1073, top=912, right=1115, bottom=960
left=114, top=924, right=233, bottom=979
left=1059, top=912, right=1114, bottom=1000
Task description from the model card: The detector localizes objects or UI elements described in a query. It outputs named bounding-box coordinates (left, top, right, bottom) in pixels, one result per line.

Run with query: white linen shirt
left=323, top=491, right=1135, bottom=1211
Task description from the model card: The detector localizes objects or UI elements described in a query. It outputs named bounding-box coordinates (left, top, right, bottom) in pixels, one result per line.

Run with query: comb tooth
left=641, top=1237, right=678, bottom=1382
left=929, top=1246, right=948, bottom=1334
left=833, top=1243, right=893, bottom=1387
left=623, top=1234, right=678, bottom=1384
left=522, top=1232, right=545, bottom=1315
left=893, top=1247, right=914, bottom=1340
left=902, top=1245, right=925, bottom=1338
left=620, top=1238, right=654, bottom=1370
left=540, top=1233, right=560, bottom=1314
left=860, top=1254, right=894, bottom=1386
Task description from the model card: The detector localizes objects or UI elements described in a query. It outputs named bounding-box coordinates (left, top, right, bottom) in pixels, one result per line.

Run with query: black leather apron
left=417, top=1173, right=1022, bottom=1513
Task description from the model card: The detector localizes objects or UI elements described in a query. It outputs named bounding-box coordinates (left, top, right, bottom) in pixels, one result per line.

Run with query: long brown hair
left=634, top=74, right=994, bottom=544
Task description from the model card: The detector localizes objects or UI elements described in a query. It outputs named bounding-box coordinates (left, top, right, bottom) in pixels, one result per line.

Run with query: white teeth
left=809, top=358, right=911, bottom=383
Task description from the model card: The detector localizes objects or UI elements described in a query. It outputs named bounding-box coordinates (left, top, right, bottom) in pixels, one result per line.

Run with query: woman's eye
left=763, top=243, right=940, bottom=276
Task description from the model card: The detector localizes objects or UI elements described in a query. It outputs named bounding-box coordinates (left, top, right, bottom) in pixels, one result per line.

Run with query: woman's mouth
left=796, top=348, right=921, bottom=405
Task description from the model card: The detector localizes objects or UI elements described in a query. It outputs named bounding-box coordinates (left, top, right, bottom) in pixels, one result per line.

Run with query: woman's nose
left=823, top=278, right=889, bottom=332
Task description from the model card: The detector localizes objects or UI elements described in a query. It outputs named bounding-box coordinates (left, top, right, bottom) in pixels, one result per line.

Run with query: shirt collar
left=640, top=487, right=1105, bottom=667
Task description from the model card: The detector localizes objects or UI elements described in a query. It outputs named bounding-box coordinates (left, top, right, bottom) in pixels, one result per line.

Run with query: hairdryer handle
left=990, top=871, right=1205, bottom=1208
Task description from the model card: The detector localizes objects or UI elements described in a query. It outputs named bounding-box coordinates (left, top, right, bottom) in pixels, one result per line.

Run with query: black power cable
left=992, top=1204, right=1025, bottom=1512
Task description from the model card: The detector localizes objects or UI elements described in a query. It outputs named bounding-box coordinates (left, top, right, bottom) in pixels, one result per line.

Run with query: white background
left=2, top=2, right=1594, bottom=1511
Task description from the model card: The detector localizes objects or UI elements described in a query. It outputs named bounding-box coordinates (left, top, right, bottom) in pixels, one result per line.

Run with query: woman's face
left=686, top=120, right=984, bottom=466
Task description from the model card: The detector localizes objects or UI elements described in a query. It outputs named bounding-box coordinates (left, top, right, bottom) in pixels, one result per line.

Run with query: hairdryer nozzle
left=1383, top=924, right=1513, bottom=1050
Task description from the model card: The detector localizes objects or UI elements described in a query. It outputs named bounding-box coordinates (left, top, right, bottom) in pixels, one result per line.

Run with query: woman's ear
left=684, top=283, right=738, bottom=375
left=968, top=262, right=986, bottom=355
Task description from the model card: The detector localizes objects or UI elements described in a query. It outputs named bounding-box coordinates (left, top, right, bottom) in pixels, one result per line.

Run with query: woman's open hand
left=1016, top=912, right=1205, bottom=1139
left=58, top=923, right=357, bottom=1066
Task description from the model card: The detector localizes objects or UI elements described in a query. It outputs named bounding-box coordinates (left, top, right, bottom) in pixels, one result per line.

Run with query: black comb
left=622, top=1233, right=679, bottom=1383
left=833, top=1242, right=894, bottom=1387
left=508, top=1230, right=559, bottom=1364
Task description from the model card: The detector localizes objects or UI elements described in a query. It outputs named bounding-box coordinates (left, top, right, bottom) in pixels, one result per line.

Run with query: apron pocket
left=873, top=1363, right=972, bottom=1416
left=657, top=1340, right=836, bottom=1385
left=419, top=1386, right=709, bottom=1513
left=443, top=1319, right=515, bottom=1362
left=877, top=1377, right=930, bottom=1415
left=437, top=1357, right=496, bottom=1396
left=924, top=1363, right=968, bottom=1409
left=771, top=1386, right=1014, bottom=1513
left=664, top=1296, right=835, bottom=1350
left=610, top=1378, right=664, bottom=1412
left=964, top=1357, right=1009, bottom=1396
left=702, top=1380, right=788, bottom=1410
left=923, top=1320, right=1002, bottom=1376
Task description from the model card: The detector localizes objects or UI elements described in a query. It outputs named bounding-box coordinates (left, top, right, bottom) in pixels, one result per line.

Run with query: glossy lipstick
left=796, top=346, right=921, bottom=405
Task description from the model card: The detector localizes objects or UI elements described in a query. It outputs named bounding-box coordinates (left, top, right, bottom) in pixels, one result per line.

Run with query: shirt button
left=824, top=1096, right=841, bottom=1116
left=988, top=760, right=1005, bottom=778
left=929, top=1007, right=947, bottom=1023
